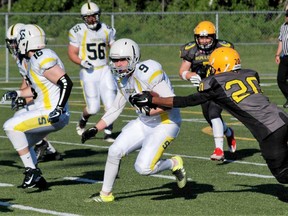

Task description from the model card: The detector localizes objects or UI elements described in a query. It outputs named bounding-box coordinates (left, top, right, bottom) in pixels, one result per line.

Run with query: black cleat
left=38, top=152, right=63, bottom=163
left=34, top=140, right=49, bottom=161
left=22, top=167, right=47, bottom=189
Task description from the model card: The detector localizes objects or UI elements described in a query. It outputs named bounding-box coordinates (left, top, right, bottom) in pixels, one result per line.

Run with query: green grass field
left=0, top=75, right=288, bottom=215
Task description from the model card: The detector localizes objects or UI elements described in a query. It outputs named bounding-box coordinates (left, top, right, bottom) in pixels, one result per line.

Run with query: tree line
left=1, top=0, right=288, bottom=13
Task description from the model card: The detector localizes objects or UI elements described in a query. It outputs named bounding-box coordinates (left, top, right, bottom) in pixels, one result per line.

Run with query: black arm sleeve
left=173, top=92, right=212, bottom=108
left=56, top=74, right=73, bottom=110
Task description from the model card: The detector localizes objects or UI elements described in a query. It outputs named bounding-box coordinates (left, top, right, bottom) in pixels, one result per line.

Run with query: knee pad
left=86, top=105, right=99, bottom=115
left=134, top=163, right=151, bottom=176
left=108, top=145, right=122, bottom=160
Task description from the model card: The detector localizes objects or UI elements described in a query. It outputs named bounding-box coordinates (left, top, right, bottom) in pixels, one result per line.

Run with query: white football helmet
left=5, top=23, right=25, bottom=55
left=81, top=2, right=100, bottom=29
left=109, top=38, right=141, bottom=78
left=17, top=24, right=46, bottom=55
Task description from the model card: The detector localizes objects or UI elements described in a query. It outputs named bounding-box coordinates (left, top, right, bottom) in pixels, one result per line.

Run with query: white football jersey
left=114, top=59, right=181, bottom=126
left=27, top=48, right=66, bottom=111
left=68, top=22, right=116, bottom=67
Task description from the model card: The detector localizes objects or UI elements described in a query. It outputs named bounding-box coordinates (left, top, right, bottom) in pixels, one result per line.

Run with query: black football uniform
left=173, top=69, right=288, bottom=183
left=180, top=39, right=234, bottom=78
left=179, top=39, right=234, bottom=127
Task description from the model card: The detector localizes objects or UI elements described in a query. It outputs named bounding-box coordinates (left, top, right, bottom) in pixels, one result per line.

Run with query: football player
left=130, top=47, right=288, bottom=185
left=2, top=24, right=73, bottom=189
left=178, top=20, right=236, bottom=161
left=68, top=2, right=117, bottom=142
left=5, top=23, right=63, bottom=163
left=81, top=38, right=187, bottom=202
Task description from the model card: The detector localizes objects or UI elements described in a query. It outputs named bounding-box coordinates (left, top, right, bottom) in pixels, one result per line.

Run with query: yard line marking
left=151, top=174, right=192, bottom=181
left=0, top=135, right=267, bottom=167
left=228, top=172, right=274, bottom=178
left=64, top=175, right=191, bottom=184
left=63, top=177, right=102, bottom=183
left=0, top=183, right=14, bottom=187
left=0, top=201, right=81, bottom=216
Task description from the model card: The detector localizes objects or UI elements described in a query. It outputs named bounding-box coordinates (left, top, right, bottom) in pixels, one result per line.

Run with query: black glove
left=129, top=91, right=156, bottom=108
left=11, top=97, right=26, bottom=111
left=136, top=105, right=151, bottom=116
left=195, top=65, right=209, bottom=79
left=81, top=126, right=98, bottom=143
left=48, top=107, right=63, bottom=123
left=2, top=90, right=18, bottom=102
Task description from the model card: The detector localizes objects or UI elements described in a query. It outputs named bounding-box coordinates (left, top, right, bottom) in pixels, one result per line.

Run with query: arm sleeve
left=173, top=92, right=212, bottom=108
left=56, top=74, right=73, bottom=110
left=101, top=91, right=127, bottom=126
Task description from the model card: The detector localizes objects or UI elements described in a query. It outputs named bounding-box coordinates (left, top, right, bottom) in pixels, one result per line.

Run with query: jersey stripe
left=30, top=69, right=52, bottom=109
left=149, top=70, right=162, bottom=84
left=81, top=30, right=88, bottom=59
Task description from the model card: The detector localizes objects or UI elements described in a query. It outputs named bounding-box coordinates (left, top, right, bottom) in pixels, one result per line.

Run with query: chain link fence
left=0, top=11, right=285, bottom=81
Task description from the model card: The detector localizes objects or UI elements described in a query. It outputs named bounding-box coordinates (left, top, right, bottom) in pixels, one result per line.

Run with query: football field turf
left=1, top=77, right=288, bottom=215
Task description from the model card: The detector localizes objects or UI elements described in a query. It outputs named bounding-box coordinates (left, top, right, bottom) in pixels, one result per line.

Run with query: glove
left=11, top=97, right=26, bottom=111
left=1, top=90, right=19, bottom=102
left=135, top=105, right=151, bottom=116
left=195, top=65, right=209, bottom=79
left=80, top=60, right=94, bottom=70
left=129, top=91, right=155, bottom=108
left=48, top=108, right=63, bottom=123
left=189, top=74, right=201, bottom=87
left=81, top=126, right=98, bottom=144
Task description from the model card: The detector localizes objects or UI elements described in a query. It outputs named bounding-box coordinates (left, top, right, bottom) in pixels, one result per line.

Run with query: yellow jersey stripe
left=40, top=57, right=55, bottom=68
left=30, top=69, right=52, bottom=109
left=148, top=70, right=162, bottom=84
left=81, top=30, right=88, bottom=59
left=14, top=115, right=50, bottom=132
left=150, top=136, right=174, bottom=170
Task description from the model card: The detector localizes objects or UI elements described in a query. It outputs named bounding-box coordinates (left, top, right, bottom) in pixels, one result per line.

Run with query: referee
left=275, top=9, right=288, bottom=108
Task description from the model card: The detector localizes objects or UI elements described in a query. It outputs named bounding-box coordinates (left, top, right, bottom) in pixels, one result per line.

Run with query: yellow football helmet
left=208, top=47, right=241, bottom=75
left=194, top=21, right=216, bottom=51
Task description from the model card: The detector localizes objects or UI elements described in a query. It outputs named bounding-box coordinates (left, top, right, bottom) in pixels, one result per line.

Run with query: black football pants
left=277, top=56, right=288, bottom=99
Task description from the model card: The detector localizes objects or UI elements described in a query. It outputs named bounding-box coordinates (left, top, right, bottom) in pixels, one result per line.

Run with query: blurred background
left=0, top=0, right=287, bottom=81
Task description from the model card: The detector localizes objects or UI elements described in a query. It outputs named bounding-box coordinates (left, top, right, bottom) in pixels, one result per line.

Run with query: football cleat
left=171, top=156, right=187, bottom=188
left=104, top=133, right=115, bottom=143
left=226, top=128, right=236, bottom=153
left=38, top=152, right=63, bottom=163
left=22, top=167, right=47, bottom=189
left=210, top=148, right=224, bottom=161
left=34, top=140, right=49, bottom=161
left=85, top=193, right=115, bottom=203
left=76, top=117, right=87, bottom=136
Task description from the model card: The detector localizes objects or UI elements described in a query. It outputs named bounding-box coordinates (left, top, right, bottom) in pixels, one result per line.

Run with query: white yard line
left=0, top=183, right=14, bottom=187
left=0, top=201, right=81, bottom=216
left=63, top=177, right=102, bottom=183
left=0, top=135, right=266, bottom=167
left=228, top=172, right=274, bottom=179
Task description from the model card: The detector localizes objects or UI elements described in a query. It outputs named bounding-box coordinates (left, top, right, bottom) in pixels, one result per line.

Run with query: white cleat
left=76, top=124, right=85, bottom=136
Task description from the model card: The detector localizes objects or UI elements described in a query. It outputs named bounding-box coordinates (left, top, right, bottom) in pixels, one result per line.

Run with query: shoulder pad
left=217, top=40, right=234, bottom=48
left=33, top=49, right=58, bottom=70
left=135, top=60, right=164, bottom=87
left=183, top=42, right=196, bottom=50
